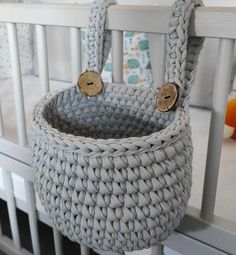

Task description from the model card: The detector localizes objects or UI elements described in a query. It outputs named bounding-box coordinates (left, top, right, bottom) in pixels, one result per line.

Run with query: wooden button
left=77, top=71, right=103, bottom=96
left=156, top=83, right=179, bottom=112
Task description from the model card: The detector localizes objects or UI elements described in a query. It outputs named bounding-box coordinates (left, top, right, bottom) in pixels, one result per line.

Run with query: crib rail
left=0, top=3, right=236, bottom=255
left=1, top=4, right=236, bottom=39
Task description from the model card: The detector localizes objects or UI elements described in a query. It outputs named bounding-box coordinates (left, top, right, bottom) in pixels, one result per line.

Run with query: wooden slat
left=53, top=227, right=63, bottom=255
left=0, top=3, right=90, bottom=27
left=25, top=181, right=41, bottom=255
left=0, top=214, right=2, bottom=237
left=178, top=206, right=236, bottom=255
left=149, top=33, right=167, bottom=89
left=201, top=39, right=235, bottom=222
left=0, top=138, right=31, bottom=165
left=35, top=25, right=50, bottom=95
left=112, top=30, right=123, bottom=83
left=0, top=100, right=4, bottom=136
left=110, top=6, right=236, bottom=39
left=93, top=249, right=120, bottom=255
left=80, top=245, right=90, bottom=255
left=0, top=5, right=236, bottom=39
left=165, top=231, right=228, bottom=255
left=70, top=27, right=82, bottom=84
left=0, top=153, right=34, bottom=182
left=0, top=188, right=51, bottom=228
left=2, top=169, right=21, bottom=250
left=0, top=234, right=32, bottom=255
left=7, top=23, right=27, bottom=146
left=151, top=245, right=164, bottom=255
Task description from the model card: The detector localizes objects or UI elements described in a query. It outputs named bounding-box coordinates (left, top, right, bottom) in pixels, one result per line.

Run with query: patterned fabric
left=0, top=24, right=33, bottom=79
left=81, top=29, right=153, bottom=87
left=31, top=0, right=203, bottom=253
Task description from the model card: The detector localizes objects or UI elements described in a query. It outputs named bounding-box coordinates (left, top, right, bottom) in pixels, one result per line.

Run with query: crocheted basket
left=31, top=0, right=203, bottom=252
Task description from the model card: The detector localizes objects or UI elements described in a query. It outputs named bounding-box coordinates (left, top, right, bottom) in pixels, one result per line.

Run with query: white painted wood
left=7, top=23, right=27, bottom=146
left=2, top=169, right=21, bottom=251
left=80, top=245, right=90, bottom=255
left=0, top=153, right=34, bottom=182
left=0, top=196, right=54, bottom=228
left=0, top=3, right=90, bottom=27
left=0, top=215, right=2, bottom=237
left=112, top=30, right=123, bottom=83
left=93, top=249, right=121, bottom=255
left=35, top=25, right=50, bottom=95
left=165, top=231, right=228, bottom=255
left=149, top=33, right=166, bottom=89
left=178, top=206, right=236, bottom=255
left=0, top=234, right=32, bottom=255
left=201, top=39, right=235, bottom=222
left=0, top=100, right=4, bottom=136
left=151, top=245, right=164, bottom=255
left=70, top=27, right=82, bottom=84
left=1, top=5, right=236, bottom=39
left=25, top=181, right=41, bottom=255
left=0, top=138, right=31, bottom=165
left=53, top=227, right=63, bottom=255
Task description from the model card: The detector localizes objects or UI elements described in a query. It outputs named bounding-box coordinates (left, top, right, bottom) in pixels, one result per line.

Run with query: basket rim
left=31, top=84, right=190, bottom=155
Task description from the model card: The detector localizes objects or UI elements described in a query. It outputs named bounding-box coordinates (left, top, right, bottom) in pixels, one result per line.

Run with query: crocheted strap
left=83, top=0, right=203, bottom=107
left=165, top=0, right=204, bottom=107
left=84, top=0, right=116, bottom=73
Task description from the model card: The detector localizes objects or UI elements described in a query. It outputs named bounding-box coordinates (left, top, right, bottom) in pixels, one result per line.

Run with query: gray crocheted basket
left=31, top=0, right=203, bottom=252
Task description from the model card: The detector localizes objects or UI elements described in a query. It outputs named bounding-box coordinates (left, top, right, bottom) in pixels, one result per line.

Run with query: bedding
left=0, top=75, right=235, bottom=223
left=0, top=24, right=33, bottom=79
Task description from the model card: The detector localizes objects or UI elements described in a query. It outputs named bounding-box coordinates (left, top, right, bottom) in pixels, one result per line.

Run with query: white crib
left=0, top=3, right=235, bottom=255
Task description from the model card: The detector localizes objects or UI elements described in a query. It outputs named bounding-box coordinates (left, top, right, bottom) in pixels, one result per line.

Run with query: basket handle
left=82, top=0, right=203, bottom=108
left=164, top=0, right=204, bottom=108
left=83, top=0, right=116, bottom=74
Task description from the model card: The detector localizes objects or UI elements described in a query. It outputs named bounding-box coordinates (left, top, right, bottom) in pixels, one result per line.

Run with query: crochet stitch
left=31, top=0, right=203, bottom=252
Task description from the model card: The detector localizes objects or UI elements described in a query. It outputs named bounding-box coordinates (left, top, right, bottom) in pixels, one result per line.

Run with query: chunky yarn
left=84, top=0, right=116, bottom=73
left=31, top=0, right=203, bottom=253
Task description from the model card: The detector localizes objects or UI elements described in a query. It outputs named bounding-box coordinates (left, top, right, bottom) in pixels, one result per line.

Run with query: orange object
left=225, top=98, right=236, bottom=139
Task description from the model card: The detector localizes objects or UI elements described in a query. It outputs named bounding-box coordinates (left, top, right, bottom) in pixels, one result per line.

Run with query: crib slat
left=25, top=181, right=41, bottom=255
left=0, top=215, right=2, bottom=237
left=80, top=245, right=90, bottom=255
left=151, top=245, right=164, bottom=255
left=0, top=99, right=4, bottom=136
left=70, top=27, right=82, bottom=84
left=53, top=227, right=63, bottom=255
left=201, top=38, right=235, bottom=221
left=112, top=31, right=123, bottom=83
left=149, top=33, right=167, bottom=89
left=35, top=24, right=50, bottom=95
left=7, top=23, right=27, bottom=146
left=2, top=169, right=21, bottom=250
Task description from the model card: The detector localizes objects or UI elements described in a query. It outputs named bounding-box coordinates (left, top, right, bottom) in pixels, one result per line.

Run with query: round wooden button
left=77, top=71, right=103, bottom=96
left=156, top=83, right=179, bottom=112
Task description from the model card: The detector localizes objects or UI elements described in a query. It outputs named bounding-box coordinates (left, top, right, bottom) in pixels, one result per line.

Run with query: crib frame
left=0, top=3, right=236, bottom=255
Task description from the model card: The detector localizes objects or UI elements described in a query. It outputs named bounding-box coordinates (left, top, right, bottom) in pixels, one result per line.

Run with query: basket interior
left=43, top=86, right=175, bottom=139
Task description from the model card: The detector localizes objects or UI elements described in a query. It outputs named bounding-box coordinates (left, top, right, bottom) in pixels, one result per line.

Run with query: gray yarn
left=31, top=0, right=203, bottom=253
left=84, top=0, right=116, bottom=73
